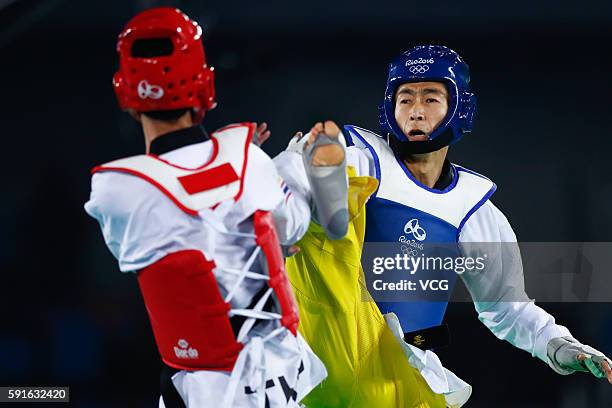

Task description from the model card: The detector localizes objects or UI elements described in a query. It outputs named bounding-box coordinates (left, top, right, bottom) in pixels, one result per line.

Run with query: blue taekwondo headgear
left=380, top=45, right=477, bottom=154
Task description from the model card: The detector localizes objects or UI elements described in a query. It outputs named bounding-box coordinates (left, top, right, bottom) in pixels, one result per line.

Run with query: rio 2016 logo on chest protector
left=403, top=218, right=427, bottom=241
left=405, top=58, right=435, bottom=66
left=137, top=80, right=164, bottom=100
left=174, top=338, right=199, bottom=359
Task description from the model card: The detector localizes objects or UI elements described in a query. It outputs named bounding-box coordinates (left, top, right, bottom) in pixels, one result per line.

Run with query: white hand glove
left=547, top=336, right=612, bottom=382
left=286, top=131, right=309, bottom=154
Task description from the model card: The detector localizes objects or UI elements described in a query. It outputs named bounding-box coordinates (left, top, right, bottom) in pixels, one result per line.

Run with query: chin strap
left=302, top=133, right=349, bottom=240
left=388, top=127, right=455, bottom=155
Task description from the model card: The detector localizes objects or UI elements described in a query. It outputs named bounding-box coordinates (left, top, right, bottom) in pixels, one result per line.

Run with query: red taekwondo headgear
left=113, top=7, right=216, bottom=122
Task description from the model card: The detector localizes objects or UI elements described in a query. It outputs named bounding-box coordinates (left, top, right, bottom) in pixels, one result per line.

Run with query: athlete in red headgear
left=113, top=6, right=216, bottom=123
left=85, top=7, right=346, bottom=407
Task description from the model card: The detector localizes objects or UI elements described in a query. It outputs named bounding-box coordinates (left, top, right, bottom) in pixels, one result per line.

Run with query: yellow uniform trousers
left=286, top=168, right=446, bottom=408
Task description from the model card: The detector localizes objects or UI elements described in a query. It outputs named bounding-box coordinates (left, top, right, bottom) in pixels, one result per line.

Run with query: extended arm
left=458, top=200, right=612, bottom=382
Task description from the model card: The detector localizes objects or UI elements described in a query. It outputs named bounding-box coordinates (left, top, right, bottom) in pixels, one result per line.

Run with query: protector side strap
left=403, top=324, right=450, bottom=350
left=253, top=211, right=299, bottom=335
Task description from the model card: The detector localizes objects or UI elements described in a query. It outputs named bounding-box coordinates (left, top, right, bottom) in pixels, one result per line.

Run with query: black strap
left=433, top=159, right=453, bottom=190
left=388, top=126, right=455, bottom=155
left=149, top=125, right=210, bottom=155
left=160, top=364, right=187, bottom=408
left=403, top=324, right=450, bottom=350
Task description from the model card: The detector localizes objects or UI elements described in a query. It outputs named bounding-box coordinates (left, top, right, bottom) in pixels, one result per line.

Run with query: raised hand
left=253, top=122, right=271, bottom=146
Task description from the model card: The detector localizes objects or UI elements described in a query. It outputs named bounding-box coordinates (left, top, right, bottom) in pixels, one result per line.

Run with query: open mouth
left=408, top=129, right=428, bottom=141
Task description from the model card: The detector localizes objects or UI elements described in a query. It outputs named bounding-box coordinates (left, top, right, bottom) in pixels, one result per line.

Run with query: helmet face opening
left=130, top=37, right=174, bottom=58
left=380, top=45, right=476, bottom=154
left=387, top=78, right=458, bottom=143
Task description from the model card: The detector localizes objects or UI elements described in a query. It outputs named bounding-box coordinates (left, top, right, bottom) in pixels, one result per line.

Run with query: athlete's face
left=394, top=81, right=449, bottom=141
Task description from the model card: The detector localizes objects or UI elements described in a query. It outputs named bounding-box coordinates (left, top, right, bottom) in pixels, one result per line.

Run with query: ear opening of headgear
left=379, top=45, right=476, bottom=154
left=113, top=7, right=216, bottom=122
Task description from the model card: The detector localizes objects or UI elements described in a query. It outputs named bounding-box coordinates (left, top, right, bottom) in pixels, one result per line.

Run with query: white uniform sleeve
left=84, top=171, right=190, bottom=272
left=273, top=150, right=312, bottom=207
left=458, top=200, right=571, bottom=364
left=346, top=145, right=376, bottom=178
left=272, top=134, right=375, bottom=207
left=244, top=145, right=311, bottom=246
left=84, top=172, right=125, bottom=261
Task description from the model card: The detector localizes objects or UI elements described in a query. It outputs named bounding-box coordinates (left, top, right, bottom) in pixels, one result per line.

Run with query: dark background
left=1, top=0, right=611, bottom=406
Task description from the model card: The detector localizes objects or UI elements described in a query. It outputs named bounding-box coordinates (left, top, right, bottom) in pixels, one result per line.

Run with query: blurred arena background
left=1, top=0, right=611, bottom=406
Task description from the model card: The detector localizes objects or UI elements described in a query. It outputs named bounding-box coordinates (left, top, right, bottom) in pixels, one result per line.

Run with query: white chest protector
left=90, top=123, right=326, bottom=407
left=344, top=125, right=497, bottom=334
left=92, top=123, right=253, bottom=215
left=345, top=125, right=496, bottom=236
left=92, top=123, right=295, bottom=372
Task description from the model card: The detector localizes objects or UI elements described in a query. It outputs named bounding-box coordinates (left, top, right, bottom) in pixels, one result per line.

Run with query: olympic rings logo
left=401, top=245, right=419, bottom=257
left=403, top=218, right=427, bottom=241
left=137, top=80, right=165, bottom=100
left=408, top=65, right=429, bottom=74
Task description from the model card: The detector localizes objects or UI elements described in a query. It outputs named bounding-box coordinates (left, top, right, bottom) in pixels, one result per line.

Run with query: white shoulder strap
left=452, top=165, right=497, bottom=232
left=343, top=125, right=394, bottom=190
left=343, top=125, right=496, bottom=229
left=92, top=123, right=255, bottom=215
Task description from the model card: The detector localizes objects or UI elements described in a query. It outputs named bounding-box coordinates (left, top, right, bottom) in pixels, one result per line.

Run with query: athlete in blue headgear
left=274, top=45, right=612, bottom=407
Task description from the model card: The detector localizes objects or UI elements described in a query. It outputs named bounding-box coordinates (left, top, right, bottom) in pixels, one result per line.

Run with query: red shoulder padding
left=253, top=211, right=299, bottom=335
left=137, top=250, right=243, bottom=371
left=177, top=163, right=239, bottom=194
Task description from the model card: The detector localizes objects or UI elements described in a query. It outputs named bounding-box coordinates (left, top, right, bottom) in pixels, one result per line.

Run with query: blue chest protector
left=344, top=125, right=496, bottom=334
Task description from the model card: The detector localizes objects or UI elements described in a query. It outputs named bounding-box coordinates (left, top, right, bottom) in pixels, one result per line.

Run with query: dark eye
left=398, top=98, right=410, bottom=105
left=426, top=98, right=438, bottom=103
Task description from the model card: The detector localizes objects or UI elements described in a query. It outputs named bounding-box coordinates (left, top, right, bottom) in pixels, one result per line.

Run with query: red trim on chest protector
left=178, top=163, right=239, bottom=194
left=90, top=166, right=199, bottom=216
left=91, top=123, right=255, bottom=214
left=233, top=122, right=255, bottom=202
